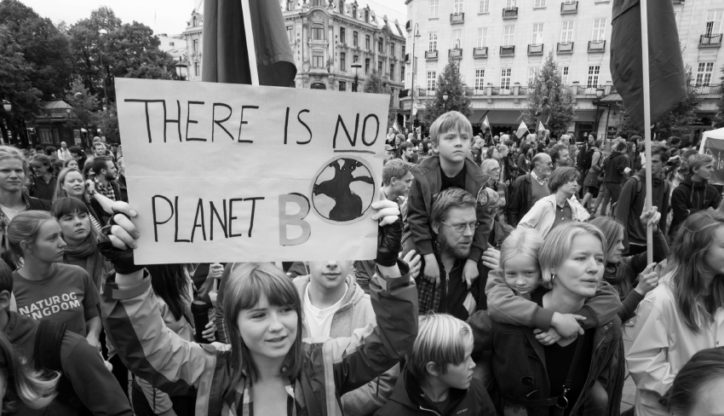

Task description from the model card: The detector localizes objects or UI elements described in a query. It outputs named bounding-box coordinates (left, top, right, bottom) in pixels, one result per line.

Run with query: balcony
left=473, top=46, right=488, bottom=59
left=699, top=33, right=723, bottom=48
left=450, top=13, right=464, bottom=25
left=557, top=41, right=574, bottom=54
left=500, top=45, right=515, bottom=57
left=560, top=1, right=578, bottom=14
left=449, top=48, right=463, bottom=60
left=528, top=43, right=544, bottom=56
left=502, top=7, right=518, bottom=20
left=425, top=49, right=439, bottom=60
left=588, top=40, right=606, bottom=53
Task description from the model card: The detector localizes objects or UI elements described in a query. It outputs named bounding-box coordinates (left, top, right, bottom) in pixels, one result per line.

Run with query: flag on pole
left=610, top=0, right=687, bottom=129
left=202, top=0, right=296, bottom=86
left=537, top=120, right=545, bottom=133
left=515, top=121, right=529, bottom=139
left=482, top=115, right=490, bottom=130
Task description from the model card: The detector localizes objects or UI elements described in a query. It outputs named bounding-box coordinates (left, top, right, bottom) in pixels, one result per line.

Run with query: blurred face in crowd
left=437, top=129, right=471, bottom=164
left=62, top=171, right=85, bottom=199
left=389, top=172, right=414, bottom=200
left=503, top=255, right=540, bottom=296
left=26, top=219, right=66, bottom=263
left=58, top=210, right=92, bottom=244
left=650, top=153, right=664, bottom=179
left=693, top=162, right=714, bottom=181
left=104, top=160, right=118, bottom=180
left=0, top=158, right=25, bottom=193
left=559, top=178, right=579, bottom=197
left=308, top=261, right=354, bottom=292
left=93, top=143, right=106, bottom=156
left=704, top=226, right=724, bottom=277
left=553, top=233, right=604, bottom=298
left=436, top=343, right=475, bottom=390
left=533, top=155, right=553, bottom=179
left=435, top=206, right=476, bottom=259
left=607, top=228, right=625, bottom=264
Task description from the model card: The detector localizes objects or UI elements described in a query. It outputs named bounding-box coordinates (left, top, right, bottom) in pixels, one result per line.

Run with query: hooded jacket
left=670, top=177, right=721, bottom=236
left=517, top=193, right=590, bottom=238
left=614, top=171, right=669, bottom=250
left=375, top=368, right=496, bottom=416
left=3, top=310, right=132, bottom=416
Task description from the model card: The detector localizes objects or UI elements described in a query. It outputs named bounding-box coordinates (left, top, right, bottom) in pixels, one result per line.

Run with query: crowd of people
left=0, top=111, right=721, bottom=416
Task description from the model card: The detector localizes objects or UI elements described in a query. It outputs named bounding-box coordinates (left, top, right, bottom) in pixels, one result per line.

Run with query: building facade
left=283, top=0, right=406, bottom=114
left=403, top=0, right=723, bottom=140
left=182, top=9, right=204, bottom=81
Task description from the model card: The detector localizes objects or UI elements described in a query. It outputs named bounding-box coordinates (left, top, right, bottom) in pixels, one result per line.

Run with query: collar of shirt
left=530, top=170, right=547, bottom=186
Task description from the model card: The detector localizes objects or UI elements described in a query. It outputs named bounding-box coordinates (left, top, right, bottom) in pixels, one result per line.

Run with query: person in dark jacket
left=670, top=154, right=722, bottom=237
left=507, top=153, right=553, bottom=226
left=597, top=139, right=630, bottom=216
left=375, top=314, right=496, bottom=416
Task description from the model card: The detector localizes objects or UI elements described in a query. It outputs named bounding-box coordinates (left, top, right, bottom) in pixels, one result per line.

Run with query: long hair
left=53, top=167, right=84, bottom=202
left=0, top=331, right=59, bottom=413
left=668, top=210, right=724, bottom=332
left=222, top=263, right=303, bottom=384
left=5, top=211, right=55, bottom=258
left=145, top=264, right=191, bottom=322
left=588, top=216, right=625, bottom=263
left=50, top=197, right=98, bottom=244
left=668, top=347, right=724, bottom=414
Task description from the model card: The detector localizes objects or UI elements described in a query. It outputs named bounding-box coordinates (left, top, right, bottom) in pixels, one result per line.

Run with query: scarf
left=63, top=234, right=105, bottom=289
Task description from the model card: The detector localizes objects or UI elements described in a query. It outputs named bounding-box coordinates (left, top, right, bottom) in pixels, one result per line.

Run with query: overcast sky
left=18, top=0, right=407, bottom=36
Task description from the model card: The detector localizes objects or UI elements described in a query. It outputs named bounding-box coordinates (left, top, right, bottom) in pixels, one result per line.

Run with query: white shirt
left=303, top=284, right=347, bottom=342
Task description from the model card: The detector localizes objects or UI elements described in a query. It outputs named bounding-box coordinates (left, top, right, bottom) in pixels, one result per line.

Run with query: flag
left=515, top=121, right=529, bottom=139
left=537, top=120, right=545, bottom=132
left=610, top=0, right=687, bottom=129
left=202, top=0, right=296, bottom=86
left=482, top=115, right=490, bottom=130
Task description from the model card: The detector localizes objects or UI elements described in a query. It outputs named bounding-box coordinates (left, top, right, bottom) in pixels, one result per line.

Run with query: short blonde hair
left=538, top=222, right=607, bottom=287
left=0, top=145, right=28, bottom=175
left=408, top=314, right=473, bottom=380
left=429, top=111, right=472, bottom=146
left=500, top=228, right=544, bottom=272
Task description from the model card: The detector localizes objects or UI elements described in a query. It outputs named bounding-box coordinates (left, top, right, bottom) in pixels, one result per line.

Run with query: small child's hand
left=551, top=312, right=586, bottom=338
left=534, top=328, right=562, bottom=346
left=463, top=259, right=479, bottom=289
left=423, top=254, right=440, bottom=285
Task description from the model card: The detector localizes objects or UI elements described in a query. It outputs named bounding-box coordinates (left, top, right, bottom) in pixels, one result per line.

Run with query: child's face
left=436, top=129, right=471, bottom=163
left=504, top=255, right=540, bottom=296
left=438, top=343, right=475, bottom=390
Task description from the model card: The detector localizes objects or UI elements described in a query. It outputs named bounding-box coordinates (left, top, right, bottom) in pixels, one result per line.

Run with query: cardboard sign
left=700, top=134, right=724, bottom=185
left=115, top=78, right=389, bottom=264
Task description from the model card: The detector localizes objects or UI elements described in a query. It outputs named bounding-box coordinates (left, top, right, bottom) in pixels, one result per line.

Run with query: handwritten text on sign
left=115, top=78, right=389, bottom=264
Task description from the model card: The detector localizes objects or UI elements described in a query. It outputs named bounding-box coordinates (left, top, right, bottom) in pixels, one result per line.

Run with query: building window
left=340, top=27, right=346, bottom=44
left=696, top=62, right=715, bottom=86
left=401, top=65, right=405, bottom=81
left=474, top=69, right=485, bottom=91
left=340, top=52, right=346, bottom=71
left=452, top=29, right=462, bottom=48
left=453, top=0, right=464, bottom=14
left=430, top=0, right=439, bottom=17
left=287, top=26, right=294, bottom=44
left=501, top=67, right=512, bottom=90
left=705, top=10, right=723, bottom=34
left=194, top=61, right=199, bottom=76
left=503, top=25, right=515, bottom=46
left=311, top=0, right=324, bottom=6
left=562, top=66, right=569, bottom=84
left=365, top=58, right=370, bottom=73
left=427, top=71, right=437, bottom=94
left=528, top=66, right=540, bottom=86
left=377, top=59, right=383, bottom=73
left=479, top=0, right=489, bottom=13
left=192, top=16, right=197, bottom=26
left=312, top=26, right=325, bottom=41
left=313, top=54, right=325, bottom=68
left=587, top=65, right=600, bottom=88
left=339, top=81, right=346, bottom=91
left=353, top=54, right=359, bottom=64
left=532, top=23, right=544, bottom=44
left=534, top=0, right=546, bottom=7
left=353, top=31, right=358, bottom=47
left=390, top=42, right=395, bottom=56
left=390, top=63, right=396, bottom=80
left=506, top=0, right=517, bottom=6
left=364, top=9, right=370, bottom=22
left=476, top=27, right=487, bottom=47
left=592, top=18, right=606, bottom=41
left=378, top=38, right=384, bottom=53
left=366, top=35, right=371, bottom=50
left=192, top=39, right=198, bottom=53
left=560, top=20, right=575, bottom=42
left=429, top=32, right=438, bottom=51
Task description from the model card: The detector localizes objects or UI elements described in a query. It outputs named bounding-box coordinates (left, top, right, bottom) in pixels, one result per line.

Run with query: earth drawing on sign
left=312, top=157, right=376, bottom=223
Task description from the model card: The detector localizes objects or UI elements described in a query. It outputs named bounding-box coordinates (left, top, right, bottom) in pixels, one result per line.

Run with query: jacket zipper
left=418, top=405, right=442, bottom=416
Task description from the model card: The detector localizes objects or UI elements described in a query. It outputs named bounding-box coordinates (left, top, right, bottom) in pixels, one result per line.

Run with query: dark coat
left=670, top=177, right=721, bottom=237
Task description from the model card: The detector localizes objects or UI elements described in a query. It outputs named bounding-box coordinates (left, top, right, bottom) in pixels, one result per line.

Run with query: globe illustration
left=311, top=157, right=376, bottom=223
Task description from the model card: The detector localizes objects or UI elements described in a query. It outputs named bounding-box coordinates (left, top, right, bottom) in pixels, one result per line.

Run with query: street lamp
left=2, top=100, right=10, bottom=113
left=175, top=62, right=188, bottom=80
left=351, top=62, right=362, bottom=92
left=409, top=23, right=421, bottom=130
left=442, top=93, right=449, bottom=112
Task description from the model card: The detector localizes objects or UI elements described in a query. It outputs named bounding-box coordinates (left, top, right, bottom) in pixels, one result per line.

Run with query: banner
left=115, top=78, right=389, bottom=264
left=700, top=130, right=724, bottom=186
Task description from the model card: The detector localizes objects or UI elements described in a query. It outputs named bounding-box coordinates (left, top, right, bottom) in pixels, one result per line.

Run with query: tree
left=715, top=66, right=724, bottom=128
left=524, top=54, right=574, bottom=137
left=95, top=103, right=119, bottom=143
left=65, top=79, right=100, bottom=130
left=362, top=70, right=395, bottom=129
left=425, top=60, right=471, bottom=124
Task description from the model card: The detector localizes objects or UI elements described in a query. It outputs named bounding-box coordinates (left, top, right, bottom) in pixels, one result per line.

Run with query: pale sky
left=18, top=0, right=407, bottom=36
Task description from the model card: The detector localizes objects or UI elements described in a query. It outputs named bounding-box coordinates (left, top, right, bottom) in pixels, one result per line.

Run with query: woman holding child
left=488, top=223, right=624, bottom=416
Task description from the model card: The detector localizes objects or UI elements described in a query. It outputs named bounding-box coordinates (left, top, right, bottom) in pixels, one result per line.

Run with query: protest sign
left=115, top=78, right=389, bottom=264
left=699, top=128, right=724, bottom=186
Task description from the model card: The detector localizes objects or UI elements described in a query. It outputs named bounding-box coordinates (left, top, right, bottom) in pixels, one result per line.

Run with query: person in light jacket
left=627, top=209, right=724, bottom=416
left=517, top=167, right=590, bottom=238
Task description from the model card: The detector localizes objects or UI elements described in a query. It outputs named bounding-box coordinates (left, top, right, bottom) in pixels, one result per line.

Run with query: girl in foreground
left=100, top=200, right=417, bottom=415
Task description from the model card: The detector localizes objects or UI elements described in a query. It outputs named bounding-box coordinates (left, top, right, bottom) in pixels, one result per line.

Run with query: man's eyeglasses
left=441, top=221, right=477, bottom=233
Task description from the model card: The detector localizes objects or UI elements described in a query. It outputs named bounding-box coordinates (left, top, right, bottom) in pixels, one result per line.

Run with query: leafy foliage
left=715, top=67, right=724, bottom=128
left=424, top=60, right=471, bottom=125
left=523, top=54, right=574, bottom=137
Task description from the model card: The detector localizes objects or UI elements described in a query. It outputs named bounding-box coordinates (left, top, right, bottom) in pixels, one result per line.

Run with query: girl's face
left=503, top=254, right=540, bottom=296
left=236, top=293, right=297, bottom=364
left=29, top=220, right=66, bottom=263
left=705, top=226, right=724, bottom=276
left=62, top=171, right=85, bottom=198
left=608, top=229, right=625, bottom=264
left=553, top=233, right=604, bottom=298
left=58, top=210, right=91, bottom=243
left=66, top=160, right=79, bottom=170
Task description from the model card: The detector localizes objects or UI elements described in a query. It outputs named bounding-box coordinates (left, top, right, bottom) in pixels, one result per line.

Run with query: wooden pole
left=640, top=0, right=654, bottom=265
left=240, top=0, right=260, bottom=86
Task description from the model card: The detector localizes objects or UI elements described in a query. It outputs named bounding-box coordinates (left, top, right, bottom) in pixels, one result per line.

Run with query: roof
left=42, top=100, right=72, bottom=110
